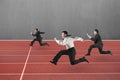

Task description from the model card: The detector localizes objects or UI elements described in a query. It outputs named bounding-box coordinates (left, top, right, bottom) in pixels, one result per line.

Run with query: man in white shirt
left=50, top=31, right=89, bottom=65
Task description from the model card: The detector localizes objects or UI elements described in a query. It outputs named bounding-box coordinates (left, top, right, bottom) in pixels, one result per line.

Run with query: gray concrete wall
left=0, top=0, right=120, bottom=40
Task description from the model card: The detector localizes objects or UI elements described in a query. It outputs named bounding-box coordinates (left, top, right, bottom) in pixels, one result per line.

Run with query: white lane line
left=0, top=62, right=120, bottom=65
left=0, top=73, right=120, bottom=75
left=19, top=47, right=32, bottom=80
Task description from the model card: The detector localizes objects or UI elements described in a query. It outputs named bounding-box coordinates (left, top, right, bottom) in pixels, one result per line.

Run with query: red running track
left=0, top=40, right=120, bottom=80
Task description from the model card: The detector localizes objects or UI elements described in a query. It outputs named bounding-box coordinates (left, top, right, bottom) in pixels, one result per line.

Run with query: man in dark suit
left=85, top=29, right=112, bottom=56
left=30, top=28, right=49, bottom=46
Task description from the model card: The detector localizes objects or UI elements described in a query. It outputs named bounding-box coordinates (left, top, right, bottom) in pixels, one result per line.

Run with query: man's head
left=94, top=29, right=99, bottom=35
left=61, top=31, right=68, bottom=38
left=36, top=28, right=38, bottom=31
left=35, top=28, right=39, bottom=32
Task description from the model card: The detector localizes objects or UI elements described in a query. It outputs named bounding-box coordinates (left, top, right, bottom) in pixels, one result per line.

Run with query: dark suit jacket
left=91, top=34, right=103, bottom=46
left=32, top=31, right=45, bottom=39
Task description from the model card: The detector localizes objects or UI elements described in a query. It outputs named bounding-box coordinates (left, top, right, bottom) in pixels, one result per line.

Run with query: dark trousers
left=87, top=44, right=111, bottom=55
left=52, top=47, right=85, bottom=65
left=30, top=38, right=49, bottom=46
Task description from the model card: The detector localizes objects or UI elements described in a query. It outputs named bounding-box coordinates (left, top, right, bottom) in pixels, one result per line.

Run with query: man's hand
left=74, top=37, right=84, bottom=41
left=80, top=38, right=84, bottom=41
left=87, top=33, right=92, bottom=39
left=54, top=37, right=57, bottom=40
left=30, top=32, right=33, bottom=35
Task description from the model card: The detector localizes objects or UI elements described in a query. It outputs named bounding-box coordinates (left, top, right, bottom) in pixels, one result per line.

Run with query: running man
left=85, top=29, right=112, bottom=56
left=50, top=31, right=89, bottom=65
left=30, top=28, right=49, bottom=46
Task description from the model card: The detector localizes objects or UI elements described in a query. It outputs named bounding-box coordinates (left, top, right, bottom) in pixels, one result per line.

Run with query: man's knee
left=31, top=41, right=34, bottom=43
left=99, top=49, right=103, bottom=53
left=58, top=50, right=66, bottom=54
left=89, top=45, right=94, bottom=50
left=70, top=62, right=75, bottom=65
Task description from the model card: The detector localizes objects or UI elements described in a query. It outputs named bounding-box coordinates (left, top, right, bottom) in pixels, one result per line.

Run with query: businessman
left=50, top=31, right=89, bottom=65
left=85, top=29, right=112, bottom=56
left=30, top=28, right=49, bottom=46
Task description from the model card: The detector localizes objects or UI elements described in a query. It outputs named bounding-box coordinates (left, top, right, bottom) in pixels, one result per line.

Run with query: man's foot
left=41, top=43, right=50, bottom=46
left=50, top=61, right=57, bottom=65
left=46, top=43, right=50, bottom=46
left=108, top=51, right=112, bottom=55
left=85, top=54, right=90, bottom=56
left=29, top=44, right=33, bottom=47
left=82, top=57, right=89, bottom=63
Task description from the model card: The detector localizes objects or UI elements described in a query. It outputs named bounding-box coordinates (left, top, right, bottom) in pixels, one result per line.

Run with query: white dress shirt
left=55, top=36, right=83, bottom=49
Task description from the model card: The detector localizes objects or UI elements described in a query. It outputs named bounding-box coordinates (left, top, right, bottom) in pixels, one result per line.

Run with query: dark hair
left=35, top=28, right=39, bottom=31
left=94, top=29, right=99, bottom=33
left=62, top=31, right=71, bottom=37
left=62, top=31, right=68, bottom=35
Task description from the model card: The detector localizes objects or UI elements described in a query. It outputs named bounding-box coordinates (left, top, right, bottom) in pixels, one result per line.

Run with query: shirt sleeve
left=55, top=39, right=66, bottom=46
left=73, top=37, right=84, bottom=41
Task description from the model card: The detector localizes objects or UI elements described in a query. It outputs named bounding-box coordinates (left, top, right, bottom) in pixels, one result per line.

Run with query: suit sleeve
left=40, top=32, right=45, bottom=34
left=91, top=35, right=98, bottom=42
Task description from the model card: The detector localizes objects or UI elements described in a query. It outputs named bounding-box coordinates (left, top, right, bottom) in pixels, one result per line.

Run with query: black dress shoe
left=43, top=43, right=50, bottom=46
left=29, top=44, right=33, bottom=46
left=50, top=61, right=57, bottom=65
left=47, top=43, right=50, bottom=47
left=108, top=51, right=112, bottom=55
left=85, top=54, right=90, bottom=56
left=82, top=57, right=89, bottom=63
